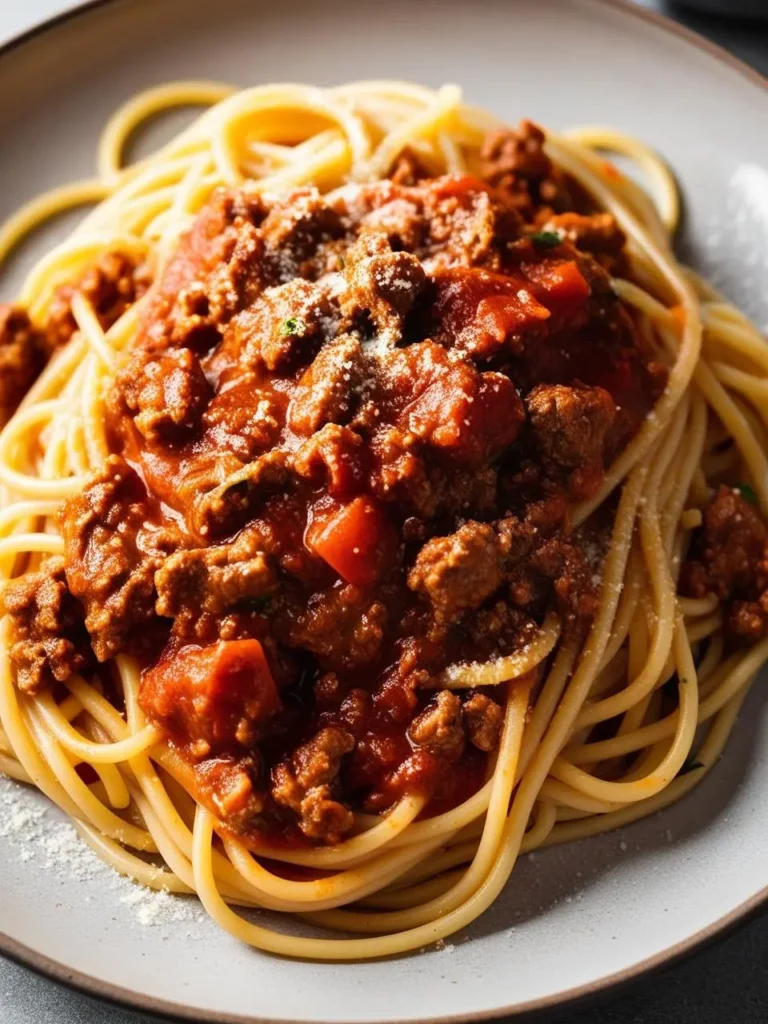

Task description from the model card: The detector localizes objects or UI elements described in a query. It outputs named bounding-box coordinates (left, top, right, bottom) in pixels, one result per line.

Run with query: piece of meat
left=260, top=187, right=343, bottom=279
left=190, top=450, right=291, bottom=539
left=682, top=485, right=768, bottom=641
left=509, top=536, right=597, bottom=620
left=339, top=233, right=426, bottom=340
left=480, top=121, right=572, bottom=213
left=421, top=178, right=502, bottom=269
left=2, top=557, right=93, bottom=694
left=526, top=382, right=615, bottom=499
left=288, top=333, right=367, bottom=436
left=228, top=278, right=335, bottom=373
left=58, top=456, right=173, bottom=660
left=275, top=585, right=387, bottom=671
left=117, top=347, right=211, bottom=445
left=388, top=148, right=431, bottom=187
left=540, top=211, right=626, bottom=272
left=47, top=250, right=151, bottom=349
left=155, top=528, right=276, bottom=639
left=0, top=305, right=47, bottom=422
left=408, top=521, right=503, bottom=622
left=682, top=486, right=767, bottom=601
left=368, top=425, right=499, bottom=519
left=205, top=218, right=267, bottom=321
left=408, top=690, right=465, bottom=760
left=193, top=754, right=266, bottom=831
left=140, top=639, right=281, bottom=757
left=201, top=373, right=283, bottom=461
left=143, top=188, right=268, bottom=351
left=291, top=424, right=365, bottom=498
left=466, top=600, right=538, bottom=659
left=462, top=693, right=503, bottom=752
left=375, top=341, right=525, bottom=468
left=338, top=687, right=373, bottom=736
left=271, top=726, right=355, bottom=842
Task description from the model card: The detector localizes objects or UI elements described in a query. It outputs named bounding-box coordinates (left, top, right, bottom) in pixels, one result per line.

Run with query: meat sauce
left=5, top=123, right=670, bottom=847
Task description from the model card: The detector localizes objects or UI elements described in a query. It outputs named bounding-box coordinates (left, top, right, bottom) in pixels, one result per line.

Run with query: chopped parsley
left=738, top=482, right=758, bottom=506
left=530, top=230, right=562, bottom=248
left=678, top=756, right=705, bottom=777
left=337, top=254, right=346, bottom=270
left=280, top=316, right=307, bottom=337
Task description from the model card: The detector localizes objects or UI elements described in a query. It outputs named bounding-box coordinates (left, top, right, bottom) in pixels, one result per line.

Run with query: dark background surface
left=1, top=0, right=768, bottom=1021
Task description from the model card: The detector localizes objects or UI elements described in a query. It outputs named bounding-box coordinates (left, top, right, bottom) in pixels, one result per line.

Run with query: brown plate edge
left=0, top=0, right=766, bottom=1021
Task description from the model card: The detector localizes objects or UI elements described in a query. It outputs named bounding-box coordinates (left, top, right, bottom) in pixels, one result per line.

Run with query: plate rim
left=0, top=0, right=766, bottom=1021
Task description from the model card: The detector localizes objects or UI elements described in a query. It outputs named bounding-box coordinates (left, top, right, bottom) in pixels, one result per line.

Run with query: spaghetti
left=0, top=81, right=766, bottom=961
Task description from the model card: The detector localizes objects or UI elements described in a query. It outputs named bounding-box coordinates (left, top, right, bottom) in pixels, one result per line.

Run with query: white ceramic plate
left=0, top=1, right=767, bottom=1021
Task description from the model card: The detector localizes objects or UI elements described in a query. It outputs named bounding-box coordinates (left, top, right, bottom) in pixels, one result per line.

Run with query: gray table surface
left=1, top=1, right=767, bottom=1022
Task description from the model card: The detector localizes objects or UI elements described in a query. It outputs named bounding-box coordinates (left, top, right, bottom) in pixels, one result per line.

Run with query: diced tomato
left=534, top=260, right=591, bottom=307
left=432, top=267, right=551, bottom=357
left=139, top=639, right=280, bottom=754
left=308, top=496, right=395, bottom=587
left=476, top=289, right=551, bottom=341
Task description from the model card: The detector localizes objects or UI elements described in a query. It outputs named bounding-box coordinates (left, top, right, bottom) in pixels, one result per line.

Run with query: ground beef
left=462, top=693, right=504, bottom=752
left=408, top=690, right=465, bottom=759
left=228, top=278, right=335, bottom=373
left=276, top=585, right=387, bottom=672
left=288, top=333, right=366, bottom=435
left=201, top=374, right=283, bottom=461
left=0, top=306, right=46, bottom=422
left=47, top=250, right=151, bottom=349
left=526, top=382, right=616, bottom=499
left=261, top=188, right=343, bottom=279
left=408, top=521, right=503, bottom=622
left=480, top=122, right=572, bottom=213
left=155, top=529, right=276, bottom=639
left=2, top=557, right=92, bottom=694
left=510, top=536, right=597, bottom=620
left=682, top=485, right=768, bottom=640
left=271, top=726, right=355, bottom=842
left=541, top=212, right=626, bottom=272
left=339, top=233, right=426, bottom=340
left=388, top=148, right=431, bottom=187
left=190, top=450, right=291, bottom=539
left=58, top=456, right=171, bottom=661
left=290, top=423, right=365, bottom=498
left=118, top=347, right=210, bottom=445
left=422, top=182, right=503, bottom=270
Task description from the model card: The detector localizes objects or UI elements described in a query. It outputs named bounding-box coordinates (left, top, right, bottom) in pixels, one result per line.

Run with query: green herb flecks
left=530, top=230, right=562, bottom=248
left=738, top=482, right=758, bottom=506
left=280, top=316, right=307, bottom=337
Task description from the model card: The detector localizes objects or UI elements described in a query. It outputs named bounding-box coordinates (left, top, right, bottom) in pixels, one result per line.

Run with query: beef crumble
left=682, top=485, right=768, bottom=641
left=8, top=122, right=669, bottom=846
left=0, top=251, right=150, bottom=423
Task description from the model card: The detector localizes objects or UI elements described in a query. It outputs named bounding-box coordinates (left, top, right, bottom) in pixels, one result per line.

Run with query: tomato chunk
left=139, top=639, right=280, bottom=755
left=309, top=496, right=395, bottom=587
left=534, top=260, right=590, bottom=307
left=476, top=289, right=551, bottom=341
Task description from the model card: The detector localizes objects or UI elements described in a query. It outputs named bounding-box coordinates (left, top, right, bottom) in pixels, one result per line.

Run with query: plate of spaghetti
left=1, top=0, right=767, bottom=1021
